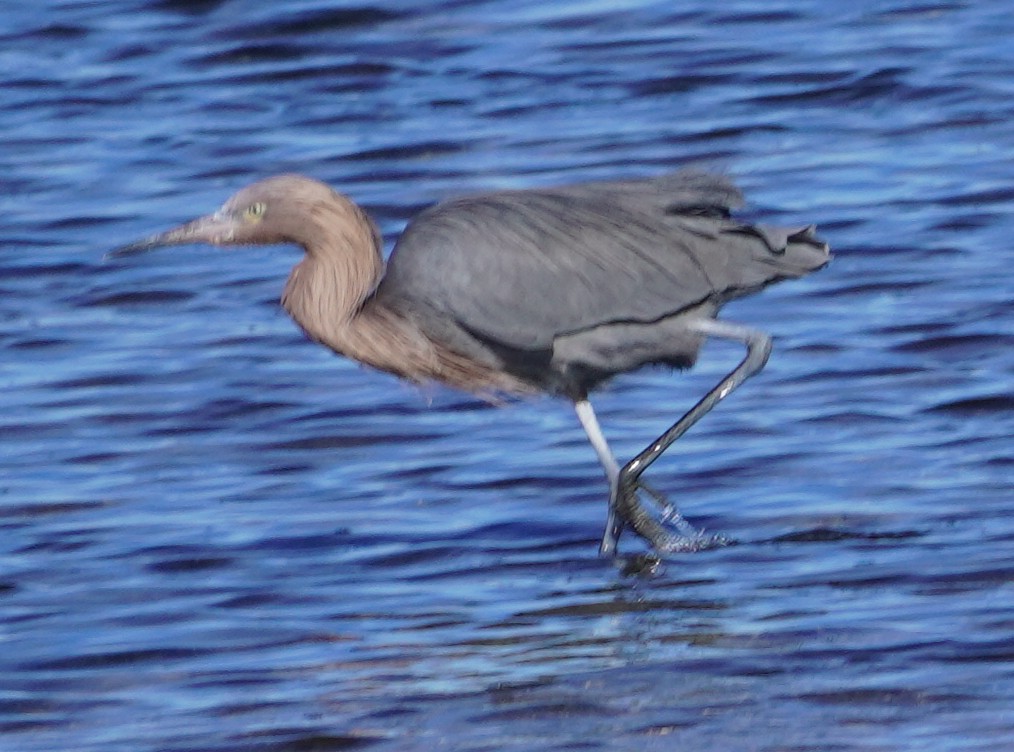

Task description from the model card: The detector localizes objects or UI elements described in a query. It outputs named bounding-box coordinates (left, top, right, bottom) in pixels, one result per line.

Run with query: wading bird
left=111, top=171, right=829, bottom=555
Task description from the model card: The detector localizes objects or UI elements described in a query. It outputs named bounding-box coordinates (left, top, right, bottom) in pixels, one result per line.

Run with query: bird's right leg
left=574, top=399, right=624, bottom=554
left=615, top=319, right=772, bottom=553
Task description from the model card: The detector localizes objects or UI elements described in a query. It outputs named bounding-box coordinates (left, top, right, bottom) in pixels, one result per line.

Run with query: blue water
left=2, top=1, right=1012, bottom=750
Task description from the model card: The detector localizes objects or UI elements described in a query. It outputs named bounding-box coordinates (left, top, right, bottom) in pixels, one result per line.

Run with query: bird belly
left=549, top=303, right=718, bottom=397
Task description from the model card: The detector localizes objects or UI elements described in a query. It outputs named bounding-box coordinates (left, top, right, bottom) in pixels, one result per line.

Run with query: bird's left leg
left=615, top=319, right=772, bottom=553
left=574, top=400, right=685, bottom=556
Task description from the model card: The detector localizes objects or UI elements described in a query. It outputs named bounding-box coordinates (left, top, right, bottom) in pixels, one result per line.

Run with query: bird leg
left=574, top=400, right=697, bottom=554
left=613, top=319, right=772, bottom=554
left=574, top=399, right=625, bottom=550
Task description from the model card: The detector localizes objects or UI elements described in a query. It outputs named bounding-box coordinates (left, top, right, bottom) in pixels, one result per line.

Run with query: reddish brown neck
left=280, top=192, right=534, bottom=396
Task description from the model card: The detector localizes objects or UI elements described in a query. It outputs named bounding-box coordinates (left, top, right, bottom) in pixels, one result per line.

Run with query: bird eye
left=244, top=202, right=266, bottom=220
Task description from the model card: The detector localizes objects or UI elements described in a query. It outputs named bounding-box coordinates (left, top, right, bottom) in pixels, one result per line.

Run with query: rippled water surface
left=3, top=1, right=1012, bottom=750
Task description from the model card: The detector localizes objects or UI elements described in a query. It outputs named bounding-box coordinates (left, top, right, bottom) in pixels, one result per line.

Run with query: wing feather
left=378, top=171, right=827, bottom=351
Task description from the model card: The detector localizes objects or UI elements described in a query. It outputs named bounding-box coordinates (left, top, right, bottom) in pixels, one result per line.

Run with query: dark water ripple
left=2, top=1, right=1013, bottom=750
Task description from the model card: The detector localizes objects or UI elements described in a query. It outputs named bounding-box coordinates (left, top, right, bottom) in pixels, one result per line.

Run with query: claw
left=610, top=476, right=731, bottom=555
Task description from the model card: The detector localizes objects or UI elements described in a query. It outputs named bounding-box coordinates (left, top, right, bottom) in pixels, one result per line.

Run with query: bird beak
left=107, top=212, right=237, bottom=258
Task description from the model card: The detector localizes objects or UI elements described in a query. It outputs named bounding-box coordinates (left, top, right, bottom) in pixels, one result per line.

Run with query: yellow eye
left=244, top=202, right=266, bottom=220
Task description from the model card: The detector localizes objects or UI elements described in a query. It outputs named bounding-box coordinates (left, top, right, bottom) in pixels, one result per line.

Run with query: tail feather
left=738, top=223, right=829, bottom=272
left=778, top=224, right=831, bottom=277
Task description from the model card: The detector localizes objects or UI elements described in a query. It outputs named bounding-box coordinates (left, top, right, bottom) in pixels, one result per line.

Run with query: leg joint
left=690, top=318, right=771, bottom=372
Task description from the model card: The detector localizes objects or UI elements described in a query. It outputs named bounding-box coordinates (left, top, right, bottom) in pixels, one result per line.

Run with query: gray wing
left=378, top=171, right=827, bottom=351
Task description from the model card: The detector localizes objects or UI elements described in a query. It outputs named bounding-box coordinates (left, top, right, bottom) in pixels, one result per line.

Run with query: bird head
left=108, top=175, right=346, bottom=257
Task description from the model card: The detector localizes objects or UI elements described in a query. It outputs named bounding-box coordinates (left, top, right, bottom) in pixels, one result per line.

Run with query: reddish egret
left=111, top=171, right=829, bottom=555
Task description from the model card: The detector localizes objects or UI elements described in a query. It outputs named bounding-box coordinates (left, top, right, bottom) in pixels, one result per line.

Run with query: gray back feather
left=378, top=171, right=828, bottom=352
